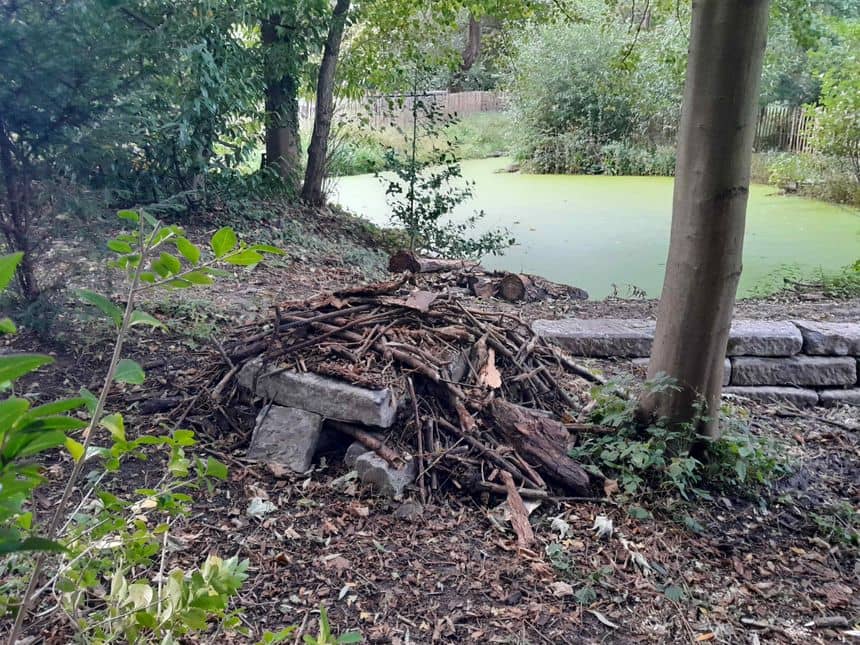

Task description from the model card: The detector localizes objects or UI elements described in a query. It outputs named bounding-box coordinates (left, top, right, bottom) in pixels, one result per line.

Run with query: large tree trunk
left=449, top=14, right=481, bottom=91
left=637, top=0, right=770, bottom=439
left=261, top=15, right=301, bottom=192
left=301, top=0, right=351, bottom=205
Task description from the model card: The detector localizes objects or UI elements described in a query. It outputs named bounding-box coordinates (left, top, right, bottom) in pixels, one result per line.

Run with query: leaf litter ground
left=4, top=220, right=859, bottom=643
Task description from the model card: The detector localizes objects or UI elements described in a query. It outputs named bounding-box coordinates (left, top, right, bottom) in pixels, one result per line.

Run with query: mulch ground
left=2, top=220, right=858, bottom=644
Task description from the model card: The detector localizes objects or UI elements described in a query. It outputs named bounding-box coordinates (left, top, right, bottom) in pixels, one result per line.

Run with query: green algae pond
left=331, top=157, right=860, bottom=299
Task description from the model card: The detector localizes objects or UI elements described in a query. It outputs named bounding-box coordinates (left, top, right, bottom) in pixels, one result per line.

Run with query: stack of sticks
left=218, top=275, right=605, bottom=500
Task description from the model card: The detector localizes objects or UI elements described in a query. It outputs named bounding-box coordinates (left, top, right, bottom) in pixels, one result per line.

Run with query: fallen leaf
left=246, top=497, right=277, bottom=519
left=587, top=609, right=619, bottom=629
left=322, top=554, right=351, bottom=573
left=478, top=348, right=502, bottom=389
left=403, top=290, right=437, bottom=312
left=549, top=581, right=574, bottom=597
left=695, top=633, right=715, bottom=641
left=603, top=478, right=619, bottom=498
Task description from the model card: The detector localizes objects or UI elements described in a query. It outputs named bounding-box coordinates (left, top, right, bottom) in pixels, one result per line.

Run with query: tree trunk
left=261, top=15, right=301, bottom=192
left=301, top=0, right=351, bottom=205
left=0, top=118, right=39, bottom=300
left=637, top=0, right=770, bottom=439
left=449, top=14, right=481, bottom=91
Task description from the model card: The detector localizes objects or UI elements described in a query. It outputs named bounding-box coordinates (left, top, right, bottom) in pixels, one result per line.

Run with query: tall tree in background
left=260, top=2, right=326, bottom=190
left=638, top=0, right=770, bottom=439
left=302, top=0, right=352, bottom=205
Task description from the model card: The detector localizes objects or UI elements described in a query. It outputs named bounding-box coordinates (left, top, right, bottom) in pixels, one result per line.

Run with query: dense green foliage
left=505, top=5, right=686, bottom=174
left=571, top=377, right=788, bottom=499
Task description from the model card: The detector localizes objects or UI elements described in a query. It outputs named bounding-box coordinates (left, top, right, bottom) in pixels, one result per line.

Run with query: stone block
left=355, top=451, right=416, bottom=498
left=818, top=389, right=860, bottom=407
left=793, top=320, right=860, bottom=356
left=726, top=320, right=802, bottom=356
left=344, top=440, right=371, bottom=468
left=722, top=386, right=819, bottom=407
left=632, top=357, right=731, bottom=386
left=239, top=359, right=398, bottom=427
left=532, top=318, right=655, bottom=357
left=247, top=405, right=323, bottom=472
left=731, top=356, right=856, bottom=387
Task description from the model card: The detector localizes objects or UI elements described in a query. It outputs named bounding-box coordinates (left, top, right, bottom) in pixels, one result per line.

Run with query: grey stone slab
left=793, top=320, right=860, bottom=356
left=723, top=386, right=819, bottom=407
left=532, top=318, right=655, bottom=357
left=632, top=357, right=731, bottom=386
left=355, top=452, right=416, bottom=498
left=818, top=389, right=860, bottom=407
left=238, top=359, right=398, bottom=427
left=344, top=440, right=371, bottom=468
left=726, top=320, right=803, bottom=356
left=247, top=405, right=324, bottom=472
left=731, top=356, right=856, bottom=387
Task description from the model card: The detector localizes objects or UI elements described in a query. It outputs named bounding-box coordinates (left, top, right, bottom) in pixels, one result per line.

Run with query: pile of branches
left=217, top=275, right=606, bottom=500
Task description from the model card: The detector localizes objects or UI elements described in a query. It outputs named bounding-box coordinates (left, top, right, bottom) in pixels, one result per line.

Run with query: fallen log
left=498, top=273, right=589, bottom=302
left=487, top=400, right=591, bottom=495
left=388, top=250, right=479, bottom=274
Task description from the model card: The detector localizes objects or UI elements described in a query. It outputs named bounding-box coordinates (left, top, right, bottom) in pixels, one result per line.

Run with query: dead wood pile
left=213, top=273, right=604, bottom=499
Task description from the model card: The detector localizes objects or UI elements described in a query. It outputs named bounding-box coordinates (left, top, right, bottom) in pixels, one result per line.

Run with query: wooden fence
left=300, top=90, right=508, bottom=129
left=753, top=104, right=818, bottom=154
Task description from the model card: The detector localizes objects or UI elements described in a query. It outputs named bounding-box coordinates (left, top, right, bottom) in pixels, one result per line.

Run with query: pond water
left=330, top=157, right=860, bottom=299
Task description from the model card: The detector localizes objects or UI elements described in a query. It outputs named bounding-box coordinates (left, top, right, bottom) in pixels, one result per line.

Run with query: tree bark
left=487, top=400, right=591, bottom=495
left=261, top=15, right=301, bottom=192
left=637, top=0, right=770, bottom=439
left=449, top=14, right=481, bottom=91
left=0, top=117, right=38, bottom=300
left=301, top=0, right=351, bottom=205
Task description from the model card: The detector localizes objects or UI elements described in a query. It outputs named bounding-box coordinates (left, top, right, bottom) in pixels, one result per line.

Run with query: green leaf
left=114, top=359, right=145, bottom=385
left=117, top=209, right=140, bottom=223
left=79, top=388, right=98, bottom=414
left=66, top=437, right=85, bottom=461
left=129, top=310, right=165, bottom=329
left=0, top=252, right=23, bottom=291
left=663, top=585, right=686, bottom=602
left=204, top=457, right=228, bottom=480
left=0, top=354, right=53, bottom=383
left=100, top=413, right=126, bottom=442
left=0, top=534, right=65, bottom=555
left=181, top=271, right=214, bottom=285
left=0, top=318, right=15, bottom=334
left=211, top=227, right=238, bottom=258
left=107, top=240, right=134, bottom=254
left=175, top=237, right=201, bottom=264
left=0, top=397, right=30, bottom=430
left=159, top=252, right=182, bottom=275
left=77, top=290, right=123, bottom=327
left=337, top=633, right=363, bottom=644
left=29, top=398, right=87, bottom=417
left=224, top=250, right=263, bottom=266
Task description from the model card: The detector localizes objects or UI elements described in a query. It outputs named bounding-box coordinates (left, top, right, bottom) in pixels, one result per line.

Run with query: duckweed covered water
left=331, top=158, right=860, bottom=299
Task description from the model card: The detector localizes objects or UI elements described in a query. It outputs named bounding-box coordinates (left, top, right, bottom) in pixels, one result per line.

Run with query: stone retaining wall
left=532, top=318, right=860, bottom=407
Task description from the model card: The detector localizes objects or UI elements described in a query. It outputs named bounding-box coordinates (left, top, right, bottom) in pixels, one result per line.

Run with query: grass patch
left=324, top=112, right=514, bottom=177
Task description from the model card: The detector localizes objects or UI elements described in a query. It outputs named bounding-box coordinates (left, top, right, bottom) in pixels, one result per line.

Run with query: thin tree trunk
left=301, top=0, right=351, bottom=205
left=261, top=15, right=301, bottom=192
left=637, top=0, right=770, bottom=439
left=0, top=117, right=38, bottom=300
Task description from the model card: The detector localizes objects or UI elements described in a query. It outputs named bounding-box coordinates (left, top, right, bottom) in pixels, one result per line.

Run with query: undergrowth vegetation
left=571, top=376, right=789, bottom=500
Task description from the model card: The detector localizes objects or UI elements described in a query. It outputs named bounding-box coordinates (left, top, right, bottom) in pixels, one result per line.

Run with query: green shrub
left=506, top=10, right=685, bottom=175
left=570, top=377, right=788, bottom=499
